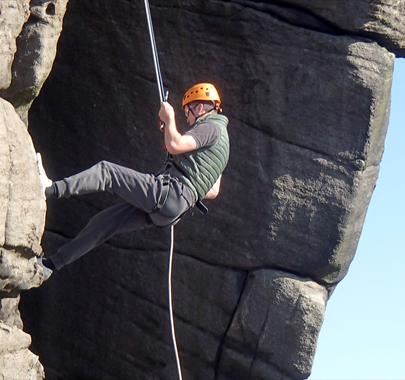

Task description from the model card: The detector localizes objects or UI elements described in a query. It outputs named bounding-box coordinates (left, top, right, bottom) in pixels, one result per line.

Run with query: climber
left=36, top=83, right=230, bottom=280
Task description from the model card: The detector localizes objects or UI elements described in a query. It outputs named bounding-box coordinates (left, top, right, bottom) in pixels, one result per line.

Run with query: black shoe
left=37, top=257, right=54, bottom=281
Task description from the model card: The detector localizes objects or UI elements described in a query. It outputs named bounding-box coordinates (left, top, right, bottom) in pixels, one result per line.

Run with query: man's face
left=184, top=105, right=196, bottom=126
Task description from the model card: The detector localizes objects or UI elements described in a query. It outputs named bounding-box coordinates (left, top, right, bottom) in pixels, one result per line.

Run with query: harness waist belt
left=196, top=201, right=208, bottom=215
left=169, top=163, right=209, bottom=215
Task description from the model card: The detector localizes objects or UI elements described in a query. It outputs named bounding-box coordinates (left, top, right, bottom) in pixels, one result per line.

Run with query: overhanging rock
left=5, top=0, right=402, bottom=379
left=275, top=0, right=405, bottom=56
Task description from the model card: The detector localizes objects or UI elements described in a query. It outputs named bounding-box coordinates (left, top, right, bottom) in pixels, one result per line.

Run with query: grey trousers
left=49, top=161, right=194, bottom=270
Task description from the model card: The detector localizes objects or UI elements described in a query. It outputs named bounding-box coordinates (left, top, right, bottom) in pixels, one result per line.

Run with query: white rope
left=143, top=2, right=180, bottom=376
left=168, top=225, right=183, bottom=380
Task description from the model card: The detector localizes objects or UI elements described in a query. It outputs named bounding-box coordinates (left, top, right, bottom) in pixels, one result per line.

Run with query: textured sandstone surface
left=277, top=0, right=405, bottom=56
left=0, top=99, right=46, bottom=253
left=218, top=271, right=328, bottom=379
left=0, top=0, right=401, bottom=379
left=0, top=97, right=46, bottom=378
left=0, top=1, right=67, bottom=379
left=0, top=0, right=68, bottom=123
left=0, top=323, right=44, bottom=379
left=0, top=97, right=48, bottom=380
left=0, top=0, right=30, bottom=89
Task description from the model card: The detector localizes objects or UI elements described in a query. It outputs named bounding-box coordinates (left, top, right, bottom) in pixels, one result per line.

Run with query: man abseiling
left=37, top=83, right=230, bottom=280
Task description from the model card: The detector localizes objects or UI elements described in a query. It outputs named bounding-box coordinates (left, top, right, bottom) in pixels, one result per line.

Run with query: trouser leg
left=50, top=202, right=152, bottom=270
left=55, top=161, right=160, bottom=212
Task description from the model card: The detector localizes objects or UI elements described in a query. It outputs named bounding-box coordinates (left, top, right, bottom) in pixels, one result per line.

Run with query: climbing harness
left=143, top=1, right=183, bottom=379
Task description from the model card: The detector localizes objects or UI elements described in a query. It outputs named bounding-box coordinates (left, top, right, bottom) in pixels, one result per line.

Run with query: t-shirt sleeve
left=185, top=122, right=219, bottom=149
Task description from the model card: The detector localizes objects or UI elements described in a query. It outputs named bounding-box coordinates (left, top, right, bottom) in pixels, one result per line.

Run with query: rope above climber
left=36, top=83, right=230, bottom=280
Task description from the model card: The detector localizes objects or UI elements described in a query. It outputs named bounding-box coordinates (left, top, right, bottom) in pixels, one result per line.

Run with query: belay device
left=143, top=1, right=183, bottom=379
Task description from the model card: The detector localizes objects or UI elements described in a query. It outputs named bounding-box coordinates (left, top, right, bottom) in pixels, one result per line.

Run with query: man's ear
left=196, top=103, right=205, bottom=114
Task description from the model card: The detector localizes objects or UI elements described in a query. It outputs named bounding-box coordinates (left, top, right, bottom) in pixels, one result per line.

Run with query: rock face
left=218, top=271, right=328, bottom=379
left=0, top=0, right=30, bottom=90
left=0, top=96, right=46, bottom=379
left=0, top=0, right=401, bottom=379
left=0, top=1, right=67, bottom=379
left=0, top=0, right=68, bottom=123
left=0, top=323, right=45, bottom=380
left=276, top=0, right=405, bottom=56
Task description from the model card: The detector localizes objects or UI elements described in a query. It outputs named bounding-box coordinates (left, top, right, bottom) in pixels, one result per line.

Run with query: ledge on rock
left=272, top=0, right=405, bottom=56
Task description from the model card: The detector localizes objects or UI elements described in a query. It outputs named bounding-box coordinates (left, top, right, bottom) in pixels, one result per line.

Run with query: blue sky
left=310, top=59, right=405, bottom=379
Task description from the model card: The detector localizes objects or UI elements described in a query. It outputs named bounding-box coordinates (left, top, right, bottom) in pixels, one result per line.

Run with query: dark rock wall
left=16, top=1, right=403, bottom=379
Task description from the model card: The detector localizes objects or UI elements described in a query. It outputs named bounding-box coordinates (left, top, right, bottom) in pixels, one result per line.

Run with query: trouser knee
left=96, top=160, right=118, bottom=180
left=97, top=160, right=114, bottom=172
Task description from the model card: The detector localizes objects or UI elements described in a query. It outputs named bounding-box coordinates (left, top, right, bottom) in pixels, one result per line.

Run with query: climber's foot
left=37, top=257, right=54, bottom=282
left=36, top=152, right=52, bottom=199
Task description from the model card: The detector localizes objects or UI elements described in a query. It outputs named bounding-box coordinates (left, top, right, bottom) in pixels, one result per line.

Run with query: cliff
left=0, top=1, right=67, bottom=379
left=1, top=1, right=404, bottom=379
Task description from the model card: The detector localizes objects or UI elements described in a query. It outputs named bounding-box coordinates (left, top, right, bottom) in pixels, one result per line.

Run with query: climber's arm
left=204, top=175, right=222, bottom=200
left=159, top=102, right=198, bottom=155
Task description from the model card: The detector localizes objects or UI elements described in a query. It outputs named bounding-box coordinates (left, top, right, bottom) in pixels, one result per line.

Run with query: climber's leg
left=49, top=161, right=160, bottom=212
left=49, top=202, right=153, bottom=270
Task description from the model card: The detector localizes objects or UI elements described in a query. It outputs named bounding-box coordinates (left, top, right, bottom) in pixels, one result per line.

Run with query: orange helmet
left=182, top=83, right=221, bottom=110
